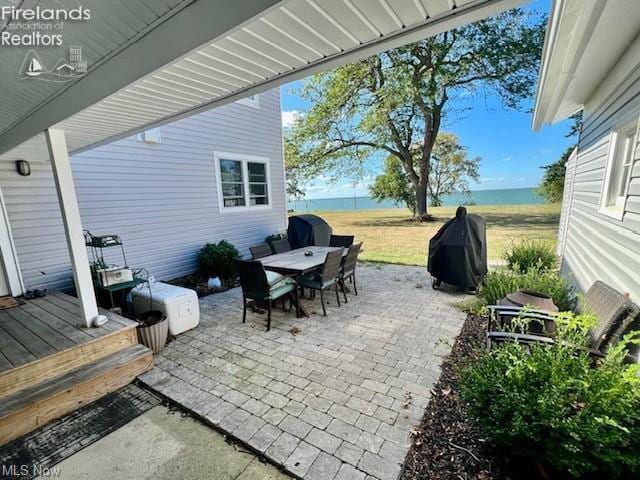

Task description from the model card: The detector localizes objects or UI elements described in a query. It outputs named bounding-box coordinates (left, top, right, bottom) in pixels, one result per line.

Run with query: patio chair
left=338, top=242, right=362, bottom=303
left=250, top=243, right=272, bottom=259
left=487, top=281, right=638, bottom=361
left=330, top=234, right=355, bottom=248
left=237, top=260, right=299, bottom=331
left=271, top=238, right=291, bottom=254
left=296, top=248, right=344, bottom=316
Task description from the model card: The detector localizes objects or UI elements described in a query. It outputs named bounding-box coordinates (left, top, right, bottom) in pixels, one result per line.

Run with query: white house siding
left=0, top=89, right=286, bottom=291
left=560, top=59, right=640, bottom=302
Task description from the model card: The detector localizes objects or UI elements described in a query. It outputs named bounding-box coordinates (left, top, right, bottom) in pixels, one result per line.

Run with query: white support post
left=45, top=128, right=107, bottom=328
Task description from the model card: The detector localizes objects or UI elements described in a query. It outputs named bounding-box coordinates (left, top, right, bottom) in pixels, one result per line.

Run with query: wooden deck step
left=0, top=324, right=138, bottom=399
left=0, top=344, right=153, bottom=446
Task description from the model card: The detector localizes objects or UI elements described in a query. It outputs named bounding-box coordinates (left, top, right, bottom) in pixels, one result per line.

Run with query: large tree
left=536, top=112, right=582, bottom=203
left=292, top=8, right=545, bottom=220
left=537, top=145, right=574, bottom=203
left=371, top=132, right=480, bottom=213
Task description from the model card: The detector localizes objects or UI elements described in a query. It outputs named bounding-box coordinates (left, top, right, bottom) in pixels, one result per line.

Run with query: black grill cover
left=287, top=214, right=333, bottom=249
left=427, top=206, right=487, bottom=289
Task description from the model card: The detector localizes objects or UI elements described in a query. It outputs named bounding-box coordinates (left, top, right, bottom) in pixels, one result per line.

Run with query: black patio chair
left=237, top=259, right=299, bottom=331
left=487, top=281, right=639, bottom=363
left=330, top=234, right=355, bottom=248
left=250, top=243, right=272, bottom=259
left=296, top=248, right=344, bottom=316
left=271, top=238, right=292, bottom=254
left=339, top=242, right=362, bottom=302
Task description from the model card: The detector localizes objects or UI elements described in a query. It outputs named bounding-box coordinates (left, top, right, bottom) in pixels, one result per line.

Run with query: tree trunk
left=415, top=182, right=429, bottom=221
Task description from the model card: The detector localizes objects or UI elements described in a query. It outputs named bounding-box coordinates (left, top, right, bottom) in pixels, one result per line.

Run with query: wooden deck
left=0, top=291, right=152, bottom=446
left=0, top=291, right=136, bottom=373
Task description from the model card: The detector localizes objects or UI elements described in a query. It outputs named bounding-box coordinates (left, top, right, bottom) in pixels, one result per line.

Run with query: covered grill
left=287, top=214, right=332, bottom=249
left=427, top=206, right=487, bottom=291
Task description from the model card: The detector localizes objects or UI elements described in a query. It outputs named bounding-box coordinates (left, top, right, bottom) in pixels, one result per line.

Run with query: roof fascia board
left=532, top=0, right=605, bottom=130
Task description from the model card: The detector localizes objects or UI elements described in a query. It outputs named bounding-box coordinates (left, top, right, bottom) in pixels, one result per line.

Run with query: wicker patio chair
left=237, top=259, right=299, bottom=331
left=271, top=238, right=292, bottom=254
left=487, top=281, right=638, bottom=361
left=330, top=234, right=355, bottom=248
left=338, top=242, right=362, bottom=302
left=296, top=248, right=344, bottom=316
left=250, top=243, right=272, bottom=259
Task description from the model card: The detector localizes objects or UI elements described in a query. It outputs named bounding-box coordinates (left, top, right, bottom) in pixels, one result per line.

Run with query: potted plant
left=135, top=281, right=168, bottom=353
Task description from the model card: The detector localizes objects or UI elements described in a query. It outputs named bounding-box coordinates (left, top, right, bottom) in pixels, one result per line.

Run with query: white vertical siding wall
left=560, top=59, right=640, bottom=301
left=0, top=89, right=286, bottom=291
left=557, top=148, right=577, bottom=258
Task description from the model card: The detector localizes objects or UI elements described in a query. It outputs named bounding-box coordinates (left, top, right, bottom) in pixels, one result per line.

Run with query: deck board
left=28, top=297, right=101, bottom=338
left=0, top=292, right=137, bottom=374
left=18, top=302, right=94, bottom=344
left=0, top=352, right=11, bottom=371
left=49, top=291, right=133, bottom=329
left=0, top=310, right=57, bottom=358
left=5, top=307, right=76, bottom=351
left=0, top=323, right=36, bottom=366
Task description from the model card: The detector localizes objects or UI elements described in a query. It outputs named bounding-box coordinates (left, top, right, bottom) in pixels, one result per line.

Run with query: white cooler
left=131, top=282, right=199, bottom=336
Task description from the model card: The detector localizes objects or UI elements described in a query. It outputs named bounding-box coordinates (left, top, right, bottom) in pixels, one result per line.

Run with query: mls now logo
left=1, top=464, right=61, bottom=477
left=20, top=46, right=88, bottom=82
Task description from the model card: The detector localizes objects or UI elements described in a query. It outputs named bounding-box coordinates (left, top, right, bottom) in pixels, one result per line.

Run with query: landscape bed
left=400, top=314, right=512, bottom=480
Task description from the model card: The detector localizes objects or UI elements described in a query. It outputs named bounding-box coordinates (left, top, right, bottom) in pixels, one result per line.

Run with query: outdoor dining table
left=260, top=246, right=346, bottom=317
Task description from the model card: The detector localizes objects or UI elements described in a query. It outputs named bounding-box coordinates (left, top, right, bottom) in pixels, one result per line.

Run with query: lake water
left=288, top=187, right=542, bottom=212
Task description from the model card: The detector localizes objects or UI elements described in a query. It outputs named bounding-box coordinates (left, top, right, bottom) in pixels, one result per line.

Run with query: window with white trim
left=248, top=162, right=268, bottom=205
left=601, top=121, right=637, bottom=217
left=219, top=159, right=245, bottom=207
left=215, top=153, right=270, bottom=211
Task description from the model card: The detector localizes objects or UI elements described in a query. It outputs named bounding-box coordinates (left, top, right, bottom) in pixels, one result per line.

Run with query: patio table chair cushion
left=268, top=277, right=296, bottom=300
left=266, top=270, right=286, bottom=287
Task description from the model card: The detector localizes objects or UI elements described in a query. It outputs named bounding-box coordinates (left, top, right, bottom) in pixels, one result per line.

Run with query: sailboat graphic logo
left=25, top=57, right=45, bottom=77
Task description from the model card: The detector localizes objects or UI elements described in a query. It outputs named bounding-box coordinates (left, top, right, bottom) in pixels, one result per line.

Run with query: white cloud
left=282, top=110, right=300, bottom=128
left=501, top=156, right=512, bottom=162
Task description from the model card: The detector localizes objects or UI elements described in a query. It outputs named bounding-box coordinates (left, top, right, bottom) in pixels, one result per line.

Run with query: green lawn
left=314, top=204, right=561, bottom=265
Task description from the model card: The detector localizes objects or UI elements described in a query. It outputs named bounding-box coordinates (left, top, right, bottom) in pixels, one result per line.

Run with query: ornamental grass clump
left=478, top=266, right=577, bottom=311
left=460, top=315, right=640, bottom=478
left=504, top=239, right=558, bottom=273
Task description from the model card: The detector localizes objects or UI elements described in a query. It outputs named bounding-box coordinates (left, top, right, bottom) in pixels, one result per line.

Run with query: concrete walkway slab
left=44, top=405, right=290, bottom=480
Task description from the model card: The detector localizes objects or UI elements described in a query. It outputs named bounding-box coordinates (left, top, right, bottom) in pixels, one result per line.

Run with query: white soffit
left=532, top=0, right=640, bottom=130
left=0, top=0, right=523, bottom=162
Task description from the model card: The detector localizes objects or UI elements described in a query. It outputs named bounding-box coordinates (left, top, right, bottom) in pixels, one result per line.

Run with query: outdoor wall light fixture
left=16, top=160, right=31, bottom=176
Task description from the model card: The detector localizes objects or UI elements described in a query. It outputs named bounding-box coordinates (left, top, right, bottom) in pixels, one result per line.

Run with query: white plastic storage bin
left=132, top=282, right=199, bottom=336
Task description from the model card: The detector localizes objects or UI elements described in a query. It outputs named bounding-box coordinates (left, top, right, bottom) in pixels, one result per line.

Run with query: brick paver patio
left=139, top=263, right=467, bottom=480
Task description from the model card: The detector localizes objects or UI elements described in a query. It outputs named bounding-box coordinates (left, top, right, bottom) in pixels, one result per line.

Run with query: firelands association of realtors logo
left=1, top=4, right=91, bottom=82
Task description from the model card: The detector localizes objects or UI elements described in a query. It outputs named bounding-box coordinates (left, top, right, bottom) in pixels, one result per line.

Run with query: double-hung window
left=601, top=120, right=637, bottom=218
left=215, top=152, right=270, bottom=211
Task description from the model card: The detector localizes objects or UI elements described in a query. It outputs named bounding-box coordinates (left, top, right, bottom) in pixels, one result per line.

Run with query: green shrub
left=478, top=267, right=577, bottom=311
left=504, top=239, right=558, bottom=272
left=460, top=323, right=640, bottom=478
left=197, top=240, right=240, bottom=284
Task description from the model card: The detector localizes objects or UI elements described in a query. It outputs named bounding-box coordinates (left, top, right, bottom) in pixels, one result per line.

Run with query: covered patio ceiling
left=0, top=0, right=524, bottom=163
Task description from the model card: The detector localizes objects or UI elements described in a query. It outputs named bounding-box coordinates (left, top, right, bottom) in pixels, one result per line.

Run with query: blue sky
left=279, top=0, right=575, bottom=199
